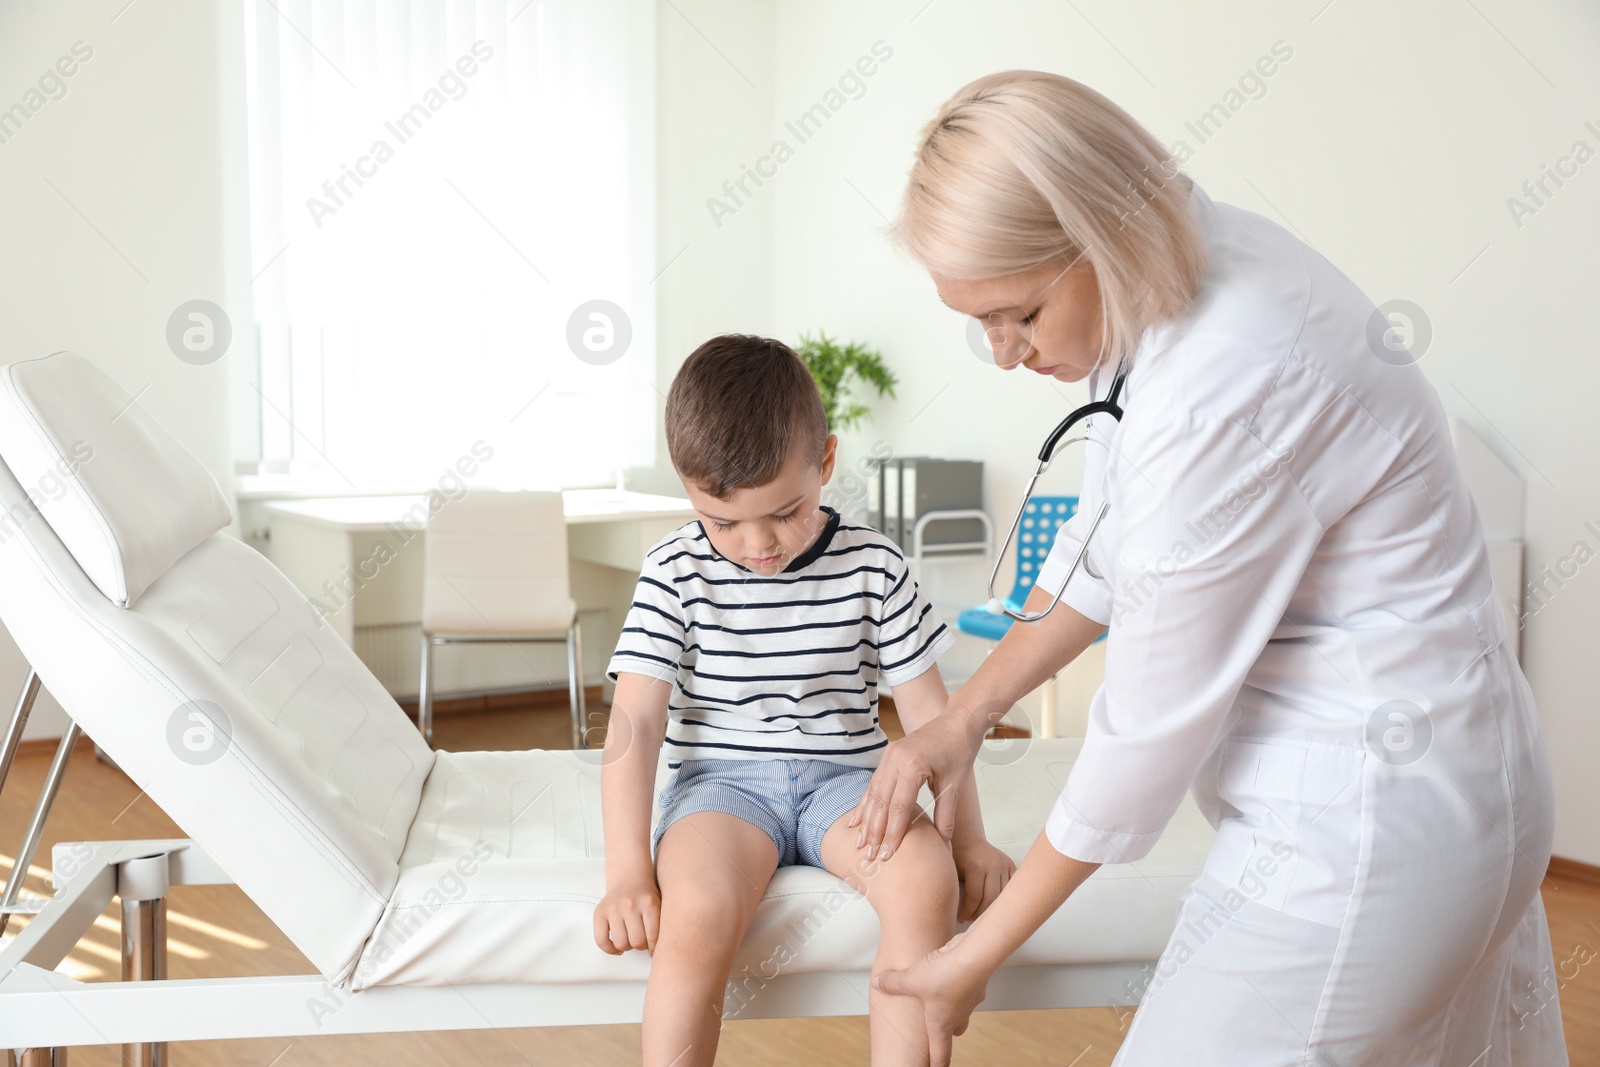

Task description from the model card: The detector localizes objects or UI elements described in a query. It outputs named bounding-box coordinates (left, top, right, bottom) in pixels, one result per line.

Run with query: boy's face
left=683, top=434, right=839, bottom=574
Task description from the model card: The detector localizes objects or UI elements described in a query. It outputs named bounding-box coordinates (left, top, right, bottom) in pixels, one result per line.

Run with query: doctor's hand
left=872, top=930, right=990, bottom=1067
left=849, top=704, right=982, bottom=860
left=593, top=875, right=660, bottom=956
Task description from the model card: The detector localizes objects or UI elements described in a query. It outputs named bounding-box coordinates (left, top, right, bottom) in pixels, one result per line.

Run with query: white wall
left=628, top=0, right=778, bottom=496
left=3, top=0, right=1596, bottom=864
left=705, top=0, right=1599, bottom=859
left=0, top=0, right=771, bottom=740
left=0, top=0, right=251, bottom=740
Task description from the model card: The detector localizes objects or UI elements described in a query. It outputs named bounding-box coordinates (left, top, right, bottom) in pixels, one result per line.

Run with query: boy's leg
left=818, top=809, right=960, bottom=1066
left=646, top=811, right=780, bottom=1067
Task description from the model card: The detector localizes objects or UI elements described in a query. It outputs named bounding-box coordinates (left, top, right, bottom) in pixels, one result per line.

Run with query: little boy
left=593, top=334, right=1014, bottom=1066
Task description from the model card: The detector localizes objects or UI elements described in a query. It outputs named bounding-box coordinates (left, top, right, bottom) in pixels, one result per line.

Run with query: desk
left=261, top=490, right=696, bottom=700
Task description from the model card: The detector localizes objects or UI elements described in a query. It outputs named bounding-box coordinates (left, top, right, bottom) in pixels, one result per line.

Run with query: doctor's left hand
left=872, top=930, right=991, bottom=1067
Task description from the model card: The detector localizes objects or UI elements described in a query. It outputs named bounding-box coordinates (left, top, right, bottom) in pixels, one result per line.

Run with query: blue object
left=986, top=361, right=1127, bottom=624
left=958, top=495, right=1106, bottom=643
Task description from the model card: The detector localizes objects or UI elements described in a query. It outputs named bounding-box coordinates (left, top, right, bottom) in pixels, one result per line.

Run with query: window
left=238, top=0, right=656, bottom=491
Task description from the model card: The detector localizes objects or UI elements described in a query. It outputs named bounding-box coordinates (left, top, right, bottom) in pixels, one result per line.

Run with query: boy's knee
left=908, top=848, right=960, bottom=907
left=860, top=833, right=958, bottom=906
left=659, top=880, right=754, bottom=946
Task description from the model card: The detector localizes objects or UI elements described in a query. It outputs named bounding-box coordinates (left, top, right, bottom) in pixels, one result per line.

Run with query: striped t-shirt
left=605, top=504, right=955, bottom=769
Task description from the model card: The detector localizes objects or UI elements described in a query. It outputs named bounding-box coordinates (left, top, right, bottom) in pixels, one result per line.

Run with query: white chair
left=0, top=352, right=1214, bottom=1061
left=418, top=490, right=586, bottom=750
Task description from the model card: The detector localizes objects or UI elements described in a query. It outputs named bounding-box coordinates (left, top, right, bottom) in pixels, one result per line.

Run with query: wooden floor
left=2, top=692, right=1596, bottom=1064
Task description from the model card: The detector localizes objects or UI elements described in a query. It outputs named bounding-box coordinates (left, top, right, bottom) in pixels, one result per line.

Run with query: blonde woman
left=850, top=71, right=1567, bottom=1066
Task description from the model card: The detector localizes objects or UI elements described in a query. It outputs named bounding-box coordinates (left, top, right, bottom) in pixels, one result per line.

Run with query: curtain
left=240, top=0, right=656, bottom=490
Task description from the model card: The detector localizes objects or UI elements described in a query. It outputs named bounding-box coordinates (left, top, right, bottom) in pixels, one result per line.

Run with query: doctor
left=850, top=70, right=1567, bottom=1066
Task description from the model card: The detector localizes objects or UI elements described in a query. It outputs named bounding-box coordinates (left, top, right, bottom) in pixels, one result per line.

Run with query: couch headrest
left=0, top=351, right=232, bottom=608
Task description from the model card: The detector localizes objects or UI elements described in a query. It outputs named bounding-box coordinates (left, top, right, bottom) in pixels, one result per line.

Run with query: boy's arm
left=887, top=663, right=986, bottom=850
left=595, top=671, right=670, bottom=954
left=889, top=663, right=1016, bottom=921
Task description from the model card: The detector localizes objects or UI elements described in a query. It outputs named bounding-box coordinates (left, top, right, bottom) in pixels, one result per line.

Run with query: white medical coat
left=1032, top=181, right=1566, bottom=1065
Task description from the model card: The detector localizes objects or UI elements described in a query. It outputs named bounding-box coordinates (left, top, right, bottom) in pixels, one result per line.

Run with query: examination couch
left=0, top=351, right=1214, bottom=1058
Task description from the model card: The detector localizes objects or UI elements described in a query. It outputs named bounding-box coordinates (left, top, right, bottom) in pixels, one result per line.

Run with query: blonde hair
left=895, top=70, right=1208, bottom=368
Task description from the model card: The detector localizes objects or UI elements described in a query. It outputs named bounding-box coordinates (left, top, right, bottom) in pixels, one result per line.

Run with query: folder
left=874, top=457, right=983, bottom=552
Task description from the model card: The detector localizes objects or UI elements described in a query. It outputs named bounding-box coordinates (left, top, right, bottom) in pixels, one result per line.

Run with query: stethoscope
left=985, top=358, right=1128, bottom=623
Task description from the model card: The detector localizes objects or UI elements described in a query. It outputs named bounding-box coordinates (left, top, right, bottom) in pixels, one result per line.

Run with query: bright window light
left=239, top=0, right=656, bottom=492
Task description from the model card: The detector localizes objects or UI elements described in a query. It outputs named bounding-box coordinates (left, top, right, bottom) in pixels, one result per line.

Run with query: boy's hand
left=952, top=839, right=1015, bottom=923
left=594, top=877, right=662, bottom=955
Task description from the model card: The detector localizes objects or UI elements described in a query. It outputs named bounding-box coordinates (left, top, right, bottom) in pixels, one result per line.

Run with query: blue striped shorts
left=651, top=756, right=874, bottom=869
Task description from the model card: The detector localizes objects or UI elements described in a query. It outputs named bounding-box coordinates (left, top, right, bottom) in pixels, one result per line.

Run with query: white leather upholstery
left=421, top=490, right=574, bottom=635
left=0, top=351, right=1213, bottom=994
left=0, top=352, right=232, bottom=608
left=0, top=356, right=435, bottom=983
left=351, top=739, right=1215, bottom=988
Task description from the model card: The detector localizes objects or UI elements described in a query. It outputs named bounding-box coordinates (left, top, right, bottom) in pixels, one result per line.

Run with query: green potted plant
left=794, top=331, right=898, bottom=432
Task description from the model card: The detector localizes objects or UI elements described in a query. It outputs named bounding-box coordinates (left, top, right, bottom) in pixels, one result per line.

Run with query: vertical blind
left=240, top=0, right=656, bottom=491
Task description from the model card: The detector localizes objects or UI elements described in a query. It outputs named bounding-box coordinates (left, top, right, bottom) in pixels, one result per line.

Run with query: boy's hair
left=665, top=334, right=829, bottom=500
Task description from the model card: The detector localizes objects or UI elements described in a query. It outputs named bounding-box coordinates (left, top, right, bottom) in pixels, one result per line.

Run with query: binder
left=876, top=457, right=984, bottom=551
